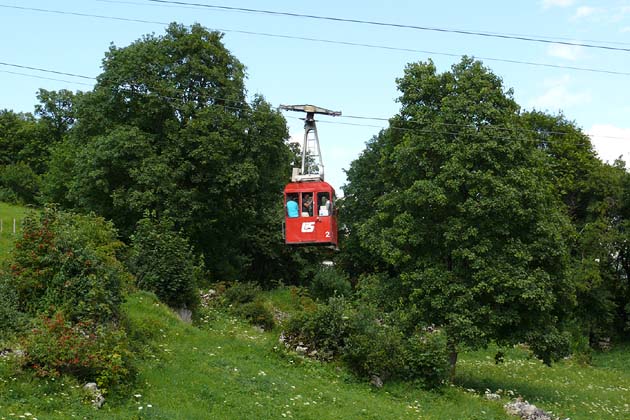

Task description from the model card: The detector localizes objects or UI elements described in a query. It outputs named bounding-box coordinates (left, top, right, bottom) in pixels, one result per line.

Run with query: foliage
left=2, top=289, right=630, bottom=419
left=284, top=296, right=352, bottom=358
left=8, top=207, right=129, bottom=323
left=522, top=111, right=629, bottom=343
left=235, top=299, right=275, bottom=331
left=404, top=329, right=450, bottom=388
left=342, top=307, right=406, bottom=380
left=309, top=265, right=352, bottom=301
left=34, top=89, right=78, bottom=144
left=222, top=281, right=261, bottom=306
left=128, top=214, right=200, bottom=311
left=0, top=275, right=27, bottom=340
left=20, top=312, right=134, bottom=391
left=42, top=23, right=294, bottom=284
left=285, top=298, right=449, bottom=388
left=341, top=57, right=575, bottom=370
left=0, top=163, right=40, bottom=204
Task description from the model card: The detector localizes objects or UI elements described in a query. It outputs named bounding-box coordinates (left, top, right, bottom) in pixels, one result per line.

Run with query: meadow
left=0, top=289, right=628, bottom=419
left=0, top=206, right=629, bottom=419
left=0, top=202, right=30, bottom=262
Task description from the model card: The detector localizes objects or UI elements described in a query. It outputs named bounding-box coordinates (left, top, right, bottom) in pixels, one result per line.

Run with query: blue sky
left=1, top=0, right=629, bottom=193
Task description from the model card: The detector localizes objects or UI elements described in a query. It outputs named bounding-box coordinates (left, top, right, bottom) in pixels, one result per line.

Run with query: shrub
left=0, top=275, right=27, bottom=340
left=283, top=296, right=352, bottom=358
left=223, top=282, right=261, bottom=306
left=20, top=312, right=135, bottom=392
left=343, top=313, right=405, bottom=380
left=9, top=207, right=129, bottom=323
left=403, top=329, right=449, bottom=388
left=284, top=298, right=449, bottom=388
left=128, top=215, right=200, bottom=311
left=236, top=299, right=275, bottom=330
left=309, top=266, right=352, bottom=301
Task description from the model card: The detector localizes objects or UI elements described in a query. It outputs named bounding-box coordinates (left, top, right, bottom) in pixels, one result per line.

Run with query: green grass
left=456, top=344, right=630, bottom=419
left=1, top=287, right=629, bottom=419
left=0, top=202, right=31, bottom=261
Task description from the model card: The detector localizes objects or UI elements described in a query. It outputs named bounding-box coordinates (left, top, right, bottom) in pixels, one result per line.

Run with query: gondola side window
left=286, top=193, right=299, bottom=218
left=317, top=192, right=331, bottom=216
left=301, top=192, right=314, bottom=217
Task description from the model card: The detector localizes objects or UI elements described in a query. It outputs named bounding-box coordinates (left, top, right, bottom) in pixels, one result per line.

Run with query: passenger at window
left=286, top=194, right=299, bottom=218
left=302, top=193, right=313, bottom=216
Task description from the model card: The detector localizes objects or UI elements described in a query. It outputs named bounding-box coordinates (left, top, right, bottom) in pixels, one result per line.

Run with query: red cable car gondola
left=284, top=181, right=338, bottom=247
left=280, top=105, right=341, bottom=249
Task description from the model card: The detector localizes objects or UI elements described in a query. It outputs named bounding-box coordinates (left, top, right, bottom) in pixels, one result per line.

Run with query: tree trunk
left=448, top=344, right=458, bottom=382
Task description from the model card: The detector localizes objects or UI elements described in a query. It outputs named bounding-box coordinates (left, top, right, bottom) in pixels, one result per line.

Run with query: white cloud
left=528, top=76, right=591, bottom=111
left=542, top=0, right=575, bottom=8
left=547, top=44, right=584, bottom=60
left=587, top=124, right=630, bottom=165
left=573, top=6, right=598, bottom=18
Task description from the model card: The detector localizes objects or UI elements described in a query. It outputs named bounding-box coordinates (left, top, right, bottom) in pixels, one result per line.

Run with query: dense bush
left=0, top=276, right=27, bottom=340
left=9, top=207, right=129, bottom=323
left=283, top=298, right=449, bottom=388
left=20, top=312, right=134, bottom=391
left=343, top=312, right=405, bottom=380
left=128, top=215, right=200, bottom=311
left=283, top=296, right=352, bottom=358
left=236, top=299, right=275, bottom=331
left=309, top=266, right=352, bottom=301
left=403, top=329, right=449, bottom=388
left=223, top=282, right=261, bottom=306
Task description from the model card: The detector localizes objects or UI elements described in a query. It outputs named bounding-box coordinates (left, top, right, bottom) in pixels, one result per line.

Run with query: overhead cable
left=102, top=0, right=630, bottom=47
left=143, top=0, right=630, bottom=53
left=1, top=5, right=628, bottom=77
left=0, top=61, right=95, bottom=80
left=1, top=60, right=627, bottom=141
left=0, top=70, right=94, bottom=86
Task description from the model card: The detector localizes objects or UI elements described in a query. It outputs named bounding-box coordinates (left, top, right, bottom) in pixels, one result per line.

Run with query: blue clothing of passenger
left=287, top=199, right=299, bottom=218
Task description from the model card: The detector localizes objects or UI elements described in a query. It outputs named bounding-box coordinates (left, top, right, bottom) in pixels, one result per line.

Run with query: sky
left=1, top=0, right=629, bottom=194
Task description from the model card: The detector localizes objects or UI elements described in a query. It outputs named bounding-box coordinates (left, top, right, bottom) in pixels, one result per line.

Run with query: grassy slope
left=2, top=291, right=629, bottom=419
left=0, top=203, right=627, bottom=419
left=0, top=202, right=30, bottom=261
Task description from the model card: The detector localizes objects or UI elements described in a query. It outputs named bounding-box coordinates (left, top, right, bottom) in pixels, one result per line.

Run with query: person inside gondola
left=302, top=193, right=313, bottom=216
left=318, top=192, right=331, bottom=216
left=286, top=194, right=299, bottom=218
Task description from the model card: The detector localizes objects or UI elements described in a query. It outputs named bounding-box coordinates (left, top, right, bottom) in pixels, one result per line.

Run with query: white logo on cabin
left=301, top=222, right=315, bottom=233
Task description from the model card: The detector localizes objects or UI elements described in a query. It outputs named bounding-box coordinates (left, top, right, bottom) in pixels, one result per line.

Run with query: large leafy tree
left=342, top=58, right=576, bottom=375
left=43, top=23, right=293, bottom=280
left=522, top=111, right=629, bottom=343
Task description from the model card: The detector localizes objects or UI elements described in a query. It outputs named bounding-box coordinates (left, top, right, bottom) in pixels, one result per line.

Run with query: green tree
left=522, top=111, right=630, bottom=344
left=35, top=88, right=78, bottom=145
left=0, top=110, right=45, bottom=203
left=343, top=57, right=575, bottom=376
left=128, top=214, right=200, bottom=310
left=43, top=23, right=293, bottom=281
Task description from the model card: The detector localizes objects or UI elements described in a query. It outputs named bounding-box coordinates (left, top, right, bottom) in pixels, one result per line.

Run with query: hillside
left=1, top=289, right=629, bottom=419
left=0, top=202, right=29, bottom=262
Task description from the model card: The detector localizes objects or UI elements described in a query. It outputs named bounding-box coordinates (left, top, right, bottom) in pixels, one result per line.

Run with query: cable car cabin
left=284, top=181, right=338, bottom=248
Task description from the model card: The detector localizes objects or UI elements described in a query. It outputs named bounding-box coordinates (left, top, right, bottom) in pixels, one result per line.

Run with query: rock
left=504, top=398, right=561, bottom=420
left=176, top=307, right=192, bottom=323
left=370, top=375, right=383, bottom=388
left=83, top=382, right=105, bottom=409
left=295, top=345, right=308, bottom=354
